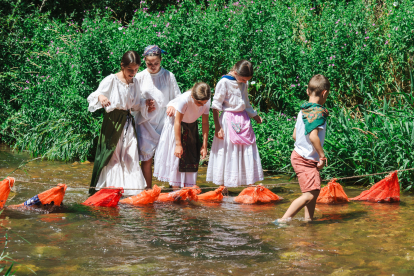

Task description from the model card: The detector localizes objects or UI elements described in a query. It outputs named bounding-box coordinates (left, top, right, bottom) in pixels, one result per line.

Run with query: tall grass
left=1, top=0, right=414, bottom=187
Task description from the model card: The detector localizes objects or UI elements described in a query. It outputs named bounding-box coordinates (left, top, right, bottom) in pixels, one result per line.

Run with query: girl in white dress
left=206, top=60, right=264, bottom=187
left=154, top=83, right=211, bottom=188
left=135, top=45, right=181, bottom=188
left=87, top=51, right=155, bottom=195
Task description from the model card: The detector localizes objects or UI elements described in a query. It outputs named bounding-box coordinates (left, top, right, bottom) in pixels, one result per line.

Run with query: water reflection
left=2, top=145, right=414, bottom=275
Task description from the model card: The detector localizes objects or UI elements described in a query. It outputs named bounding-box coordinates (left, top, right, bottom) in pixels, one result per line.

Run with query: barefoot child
left=277, top=74, right=330, bottom=222
left=153, top=82, right=210, bottom=188
left=87, top=51, right=155, bottom=195
left=206, top=60, right=264, bottom=187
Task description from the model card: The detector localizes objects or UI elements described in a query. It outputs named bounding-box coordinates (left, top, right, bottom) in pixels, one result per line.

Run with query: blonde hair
left=191, top=82, right=211, bottom=101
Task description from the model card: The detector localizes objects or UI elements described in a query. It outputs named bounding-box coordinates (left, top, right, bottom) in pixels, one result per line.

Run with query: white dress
left=87, top=74, right=147, bottom=195
left=153, top=91, right=210, bottom=187
left=206, top=77, right=264, bottom=187
left=134, top=68, right=181, bottom=161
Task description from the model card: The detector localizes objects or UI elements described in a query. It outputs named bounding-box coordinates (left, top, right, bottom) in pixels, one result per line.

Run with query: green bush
left=1, top=0, right=414, bottom=187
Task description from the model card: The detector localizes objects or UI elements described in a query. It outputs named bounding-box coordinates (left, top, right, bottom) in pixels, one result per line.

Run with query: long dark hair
left=121, top=51, right=141, bottom=69
left=232, top=60, right=254, bottom=77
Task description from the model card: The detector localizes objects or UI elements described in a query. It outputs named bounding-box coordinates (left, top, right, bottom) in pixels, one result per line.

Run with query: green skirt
left=89, top=109, right=137, bottom=194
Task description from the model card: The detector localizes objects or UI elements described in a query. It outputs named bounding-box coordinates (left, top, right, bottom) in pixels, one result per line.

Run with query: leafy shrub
left=1, top=0, right=414, bottom=187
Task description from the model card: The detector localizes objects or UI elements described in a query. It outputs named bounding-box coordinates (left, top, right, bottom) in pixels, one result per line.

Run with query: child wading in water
left=206, top=60, right=264, bottom=187
left=154, top=82, right=210, bottom=188
left=87, top=51, right=155, bottom=195
left=277, top=74, right=330, bottom=222
left=134, top=45, right=181, bottom=188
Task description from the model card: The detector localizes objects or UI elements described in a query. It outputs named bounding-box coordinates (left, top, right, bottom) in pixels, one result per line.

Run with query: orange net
left=350, top=171, right=400, bottom=202
left=9, top=184, right=67, bottom=208
left=157, top=186, right=200, bottom=202
left=197, top=186, right=225, bottom=202
left=120, top=185, right=161, bottom=205
left=82, top=186, right=123, bottom=207
left=317, top=178, right=349, bottom=204
left=234, top=185, right=283, bottom=204
left=0, top=177, right=15, bottom=209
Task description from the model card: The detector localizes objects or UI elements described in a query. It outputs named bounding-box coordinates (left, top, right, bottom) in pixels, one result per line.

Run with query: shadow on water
left=3, top=145, right=414, bottom=275
left=120, top=202, right=279, bottom=262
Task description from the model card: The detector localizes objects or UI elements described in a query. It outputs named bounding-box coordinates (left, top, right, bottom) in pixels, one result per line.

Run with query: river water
left=1, top=144, right=414, bottom=275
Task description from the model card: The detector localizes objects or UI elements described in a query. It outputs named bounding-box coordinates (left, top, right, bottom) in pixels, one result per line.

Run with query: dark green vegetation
left=1, top=0, right=414, bottom=188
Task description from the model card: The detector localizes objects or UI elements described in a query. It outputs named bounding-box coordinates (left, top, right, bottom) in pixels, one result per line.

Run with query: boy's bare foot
left=273, top=217, right=292, bottom=225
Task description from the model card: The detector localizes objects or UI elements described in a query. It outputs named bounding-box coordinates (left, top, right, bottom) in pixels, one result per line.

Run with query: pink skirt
left=291, top=150, right=321, bottom=193
left=225, top=111, right=255, bottom=145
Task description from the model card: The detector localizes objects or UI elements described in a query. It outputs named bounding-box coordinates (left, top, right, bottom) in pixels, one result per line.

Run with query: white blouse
left=167, top=91, right=210, bottom=123
left=134, top=68, right=181, bottom=125
left=211, top=77, right=257, bottom=118
left=87, top=74, right=143, bottom=113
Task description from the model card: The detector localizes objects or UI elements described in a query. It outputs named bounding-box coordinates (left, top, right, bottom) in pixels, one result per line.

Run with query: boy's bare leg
left=280, top=190, right=320, bottom=221
left=304, top=190, right=320, bottom=221
left=142, top=158, right=153, bottom=189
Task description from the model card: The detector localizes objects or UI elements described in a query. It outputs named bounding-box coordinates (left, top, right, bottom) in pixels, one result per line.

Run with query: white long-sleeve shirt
left=87, top=74, right=143, bottom=113
left=134, top=68, right=181, bottom=161
left=211, top=77, right=257, bottom=118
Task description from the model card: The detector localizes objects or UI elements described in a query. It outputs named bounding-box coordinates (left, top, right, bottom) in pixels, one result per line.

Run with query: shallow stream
left=1, top=144, right=414, bottom=275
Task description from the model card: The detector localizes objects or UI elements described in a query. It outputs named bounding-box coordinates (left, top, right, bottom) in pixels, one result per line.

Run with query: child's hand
left=98, top=95, right=111, bottom=107
left=200, top=146, right=207, bottom=159
left=253, top=115, right=263, bottom=124
left=166, top=106, right=175, bottom=117
left=317, top=157, right=327, bottom=170
left=174, top=145, right=183, bottom=158
left=215, top=128, right=224, bottom=139
left=146, top=99, right=156, bottom=113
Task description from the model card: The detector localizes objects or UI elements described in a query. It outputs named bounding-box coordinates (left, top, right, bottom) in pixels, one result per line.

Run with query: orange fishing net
left=0, top=177, right=14, bottom=209
left=350, top=171, right=400, bottom=202
left=234, top=185, right=282, bottom=204
left=317, top=178, right=349, bottom=204
left=156, top=186, right=200, bottom=202
left=82, top=186, right=123, bottom=207
left=120, top=185, right=161, bottom=205
left=10, top=184, right=67, bottom=208
left=197, top=186, right=225, bottom=202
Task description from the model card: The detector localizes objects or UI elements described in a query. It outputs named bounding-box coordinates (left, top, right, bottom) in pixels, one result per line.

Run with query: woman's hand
left=166, top=106, right=176, bottom=117
left=200, top=146, right=207, bottom=159
left=174, top=145, right=183, bottom=158
left=98, top=95, right=111, bottom=107
left=253, top=115, right=263, bottom=124
left=146, top=99, right=156, bottom=113
left=215, top=128, right=224, bottom=139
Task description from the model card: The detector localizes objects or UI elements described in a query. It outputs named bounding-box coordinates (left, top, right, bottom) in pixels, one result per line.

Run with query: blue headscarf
left=143, top=45, right=167, bottom=56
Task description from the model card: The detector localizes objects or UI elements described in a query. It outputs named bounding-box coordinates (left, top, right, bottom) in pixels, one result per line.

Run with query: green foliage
left=1, top=0, right=414, bottom=187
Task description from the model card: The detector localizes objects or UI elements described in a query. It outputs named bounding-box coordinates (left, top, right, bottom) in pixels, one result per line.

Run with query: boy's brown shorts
left=291, top=150, right=321, bottom=193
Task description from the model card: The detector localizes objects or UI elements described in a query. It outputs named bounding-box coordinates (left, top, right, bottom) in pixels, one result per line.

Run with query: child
left=153, top=82, right=210, bottom=188
left=206, top=60, right=264, bottom=187
left=87, top=51, right=154, bottom=195
left=277, top=74, right=330, bottom=222
left=135, top=45, right=181, bottom=188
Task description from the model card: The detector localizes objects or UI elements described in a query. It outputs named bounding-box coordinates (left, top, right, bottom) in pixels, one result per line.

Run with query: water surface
left=1, top=145, right=414, bottom=275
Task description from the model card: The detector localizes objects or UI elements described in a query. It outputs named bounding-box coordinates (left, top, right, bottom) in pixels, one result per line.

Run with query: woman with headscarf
left=135, top=45, right=181, bottom=188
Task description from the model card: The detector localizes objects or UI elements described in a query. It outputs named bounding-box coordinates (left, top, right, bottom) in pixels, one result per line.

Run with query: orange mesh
left=37, top=184, right=67, bottom=206
left=0, top=177, right=14, bottom=209
left=197, top=186, right=225, bottom=202
left=157, top=186, right=200, bottom=202
left=9, top=183, right=67, bottom=208
left=82, top=186, right=123, bottom=207
left=350, top=171, right=400, bottom=202
left=234, top=185, right=282, bottom=204
left=120, top=185, right=161, bottom=205
left=317, top=178, right=349, bottom=204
